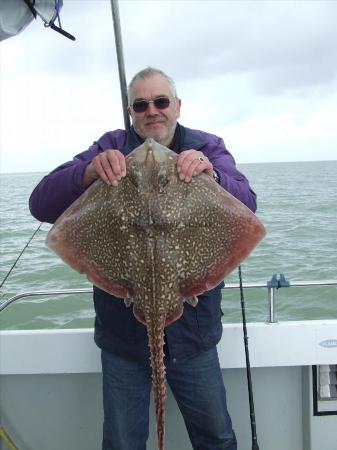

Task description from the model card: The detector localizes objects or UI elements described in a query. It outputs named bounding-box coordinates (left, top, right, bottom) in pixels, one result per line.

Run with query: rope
left=0, top=223, right=43, bottom=291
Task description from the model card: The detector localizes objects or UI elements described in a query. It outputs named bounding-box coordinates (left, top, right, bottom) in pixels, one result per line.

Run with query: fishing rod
left=110, top=0, right=130, bottom=131
left=238, top=265, right=259, bottom=450
left=0, top=223, right=43, bottom=292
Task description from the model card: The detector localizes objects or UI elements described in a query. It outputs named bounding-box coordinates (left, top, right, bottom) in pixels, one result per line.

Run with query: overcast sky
left=1, top=0, right=336, bottom=174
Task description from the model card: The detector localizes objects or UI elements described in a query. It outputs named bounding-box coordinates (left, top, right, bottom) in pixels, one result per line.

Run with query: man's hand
left=176, top=149, right=213, bottom=182
left=83, top=149, right=126, bottom=187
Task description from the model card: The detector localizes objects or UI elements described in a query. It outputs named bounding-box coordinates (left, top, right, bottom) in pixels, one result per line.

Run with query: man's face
left=128, top=75, right=181, bottom=147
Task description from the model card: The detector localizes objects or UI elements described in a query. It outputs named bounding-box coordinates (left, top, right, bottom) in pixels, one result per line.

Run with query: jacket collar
left=122, top=126, right=143, bottom=155
left=122, top=123, right=206, bottom=155
left=179, top=125, right=206, bottom=152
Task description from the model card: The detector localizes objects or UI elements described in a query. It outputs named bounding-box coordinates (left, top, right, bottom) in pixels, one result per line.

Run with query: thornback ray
left=47, top=138, right=266, bottom=450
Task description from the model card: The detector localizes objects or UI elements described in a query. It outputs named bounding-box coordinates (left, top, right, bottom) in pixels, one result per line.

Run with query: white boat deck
left=1, top=320, right=337, bottom=374
left=1, top=320, right=337, bottom=450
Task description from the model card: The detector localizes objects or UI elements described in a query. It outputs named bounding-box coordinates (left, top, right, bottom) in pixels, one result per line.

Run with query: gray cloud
left=120, top=1, right=337, bottom=95
left=2, top=0, right=337, bottom=100
left=3, top=1, right=337, bottom=96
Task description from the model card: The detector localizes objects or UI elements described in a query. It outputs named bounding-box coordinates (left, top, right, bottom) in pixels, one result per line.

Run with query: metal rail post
left=110, top=0, right=130, bottom=131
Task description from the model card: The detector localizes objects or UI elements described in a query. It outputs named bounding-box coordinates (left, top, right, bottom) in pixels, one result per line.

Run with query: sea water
left=0, top=161, right=336, bottom=330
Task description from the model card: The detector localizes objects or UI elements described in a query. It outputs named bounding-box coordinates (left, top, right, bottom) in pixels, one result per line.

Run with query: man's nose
left=146, top=101, right=160, bottom=114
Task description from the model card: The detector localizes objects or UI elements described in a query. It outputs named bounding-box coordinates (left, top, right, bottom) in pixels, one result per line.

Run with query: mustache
left=144, top=116, right=165, bottom=125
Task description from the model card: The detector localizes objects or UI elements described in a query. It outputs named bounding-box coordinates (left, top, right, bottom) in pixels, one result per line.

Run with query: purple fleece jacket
left=29, top=124, right=256, bottom=223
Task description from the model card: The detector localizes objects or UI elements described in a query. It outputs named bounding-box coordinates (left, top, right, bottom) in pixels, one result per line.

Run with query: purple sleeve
left=30, top=130, right=126, bottom=223
left=202, top=135, right=257, bottom=212
left=29, top=147, right=98, bottom=223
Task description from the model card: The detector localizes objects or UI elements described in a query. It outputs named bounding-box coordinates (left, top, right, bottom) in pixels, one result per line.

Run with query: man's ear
left=176, top=98, right=181, bottom=118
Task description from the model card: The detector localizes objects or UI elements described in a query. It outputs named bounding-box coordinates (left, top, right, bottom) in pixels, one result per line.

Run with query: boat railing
left=0, top=288, right=92, bottom=313
left=224, top=278, right=337, bottom=323
left=1, top=276, right=337, bottom=323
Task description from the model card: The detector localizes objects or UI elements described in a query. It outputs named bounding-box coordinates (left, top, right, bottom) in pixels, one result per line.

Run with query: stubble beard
left=138, top=121, right=177, bottom=147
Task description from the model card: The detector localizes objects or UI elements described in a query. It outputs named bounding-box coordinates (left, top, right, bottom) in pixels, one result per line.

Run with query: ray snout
left=129, top=138, right=173, bottom=167
left=145, top=142, right=155, bottom=171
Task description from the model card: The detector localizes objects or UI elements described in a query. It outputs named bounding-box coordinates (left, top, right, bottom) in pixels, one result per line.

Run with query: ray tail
left=146, top=316, right=167, bottom=450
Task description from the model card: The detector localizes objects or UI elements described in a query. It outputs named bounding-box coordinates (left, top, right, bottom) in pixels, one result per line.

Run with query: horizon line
left=1, top=158, right=336, bottom=176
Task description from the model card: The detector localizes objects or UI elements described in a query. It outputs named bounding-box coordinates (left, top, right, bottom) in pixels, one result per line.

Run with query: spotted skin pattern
left=47, top=139, right=265, bottom=450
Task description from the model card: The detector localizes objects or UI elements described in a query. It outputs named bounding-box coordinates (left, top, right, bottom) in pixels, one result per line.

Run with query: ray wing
left=149, top=172, right=264, bottom=298
left=47, top=178, right=146, bottom=298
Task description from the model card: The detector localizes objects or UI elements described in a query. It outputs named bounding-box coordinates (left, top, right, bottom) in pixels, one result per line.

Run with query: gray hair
left=127, top=67, right=178, bottom=104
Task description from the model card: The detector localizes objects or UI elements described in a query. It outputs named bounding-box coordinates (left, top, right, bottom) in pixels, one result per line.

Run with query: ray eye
left=129, top=171, right=141, bottom=187
left=158, top=174, right=169, bottom=188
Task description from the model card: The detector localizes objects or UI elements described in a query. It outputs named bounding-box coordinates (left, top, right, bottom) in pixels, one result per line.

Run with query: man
left=30, top=67, right=257, bottom=450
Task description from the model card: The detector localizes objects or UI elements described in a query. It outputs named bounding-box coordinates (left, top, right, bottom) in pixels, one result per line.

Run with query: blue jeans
left=101, top=346, right=237, bottom=450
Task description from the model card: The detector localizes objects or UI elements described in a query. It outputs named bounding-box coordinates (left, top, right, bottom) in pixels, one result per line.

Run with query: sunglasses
left=131, top=96, right=171, bottom=113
